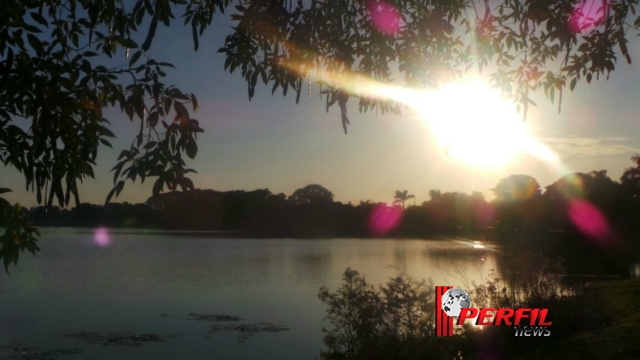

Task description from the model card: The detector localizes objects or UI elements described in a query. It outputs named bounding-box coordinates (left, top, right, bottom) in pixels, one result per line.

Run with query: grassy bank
left=317, top=253, right=640, bottom=360
left=528, top=278, right=640, bottom=360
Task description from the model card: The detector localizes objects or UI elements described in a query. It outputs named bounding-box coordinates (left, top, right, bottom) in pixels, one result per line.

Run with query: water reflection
left=425, top=244, right=500, bottom=290
left=393, top=247, right=407, bottom=271
left=286, top=242, right=332, bottom=284
left=0, top=230, right=635, bottom=360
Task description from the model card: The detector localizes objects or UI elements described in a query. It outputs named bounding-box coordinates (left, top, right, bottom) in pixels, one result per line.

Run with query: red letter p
left=457, top=308, right=479, bottom=325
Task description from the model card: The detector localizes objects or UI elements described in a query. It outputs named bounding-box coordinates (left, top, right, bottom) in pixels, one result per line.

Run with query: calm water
left=0, top=228, right=497, bottom=359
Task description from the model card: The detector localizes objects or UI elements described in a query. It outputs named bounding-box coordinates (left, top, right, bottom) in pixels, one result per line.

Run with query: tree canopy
left=289, top=184, right=335, bottom=206
left=492, top=174, right=542, bottom=202
left=221, top=0, right=640, bottom=132
left=3, top=0, right=640, bottom=272
left=393, top=189, right=414, bottom=209
left=0, top=0, right=225, bottom=271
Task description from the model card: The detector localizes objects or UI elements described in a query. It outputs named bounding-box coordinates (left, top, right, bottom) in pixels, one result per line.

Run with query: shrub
left=318, top=252, right=612, bottom=359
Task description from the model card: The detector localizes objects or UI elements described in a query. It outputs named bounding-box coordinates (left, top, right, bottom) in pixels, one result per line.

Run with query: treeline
left=24, top=161, right=640, bottom=242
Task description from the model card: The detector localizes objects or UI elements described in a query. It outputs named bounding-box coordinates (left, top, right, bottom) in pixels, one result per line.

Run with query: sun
left=415, top=80, right=530, bottom=168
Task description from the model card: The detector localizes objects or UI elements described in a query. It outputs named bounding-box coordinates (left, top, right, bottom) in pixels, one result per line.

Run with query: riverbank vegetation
left=4, top=0, right=640, bottom=274
left=317, top=252, right=639, bottom=359
left=16, top=159, right=640, bottom=276
left=22, top=160, right=640, bottom=238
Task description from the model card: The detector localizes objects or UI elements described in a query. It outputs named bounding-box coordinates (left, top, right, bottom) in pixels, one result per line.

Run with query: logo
left=435, top=286, right=552, bottom=337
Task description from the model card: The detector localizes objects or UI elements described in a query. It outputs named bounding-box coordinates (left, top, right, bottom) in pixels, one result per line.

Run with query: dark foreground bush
left=318, top=253, right=613, bottom=359
left=317, top=268, right=465, bottom=359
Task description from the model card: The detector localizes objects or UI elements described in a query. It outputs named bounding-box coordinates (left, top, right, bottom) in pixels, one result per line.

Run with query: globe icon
left=441, top=288, right=471, bottom=317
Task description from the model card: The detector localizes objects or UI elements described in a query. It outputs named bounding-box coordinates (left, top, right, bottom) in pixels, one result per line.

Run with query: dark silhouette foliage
left=221, top=0, right=640, bottom=132
left=4, top=0, right=640, bottom=272
left=288, top=184, right=335, bottom=206
left=21, top=156, right=640, bottom=245
left=318, top=253, right=612, bottom=359
left=393, top=190, right=415, bottom=210
left=317, top=268, right=455, bottom=360
left=1, top=0, right=225, bottom=271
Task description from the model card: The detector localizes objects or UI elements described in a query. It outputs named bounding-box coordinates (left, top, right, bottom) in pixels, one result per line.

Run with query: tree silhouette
left=146, top=189, right=224, bottom=231
left=618, top=155, right=640, bottom=229
left=428, top=190, right=442, bottom=201
left=492, top=175, right=542, bottom=203
left=621, top=154, right=640, bottom=189
left=11, top=158, right=640, bottom=255
left=492, top=175, right=542, bottom=231
left=289, top=184, right=335, bottom=206
left=0, top=0, right=220, bottom=271
left=393, top=190, right=414, bottom=210
left=221, top=0, right=640, bottom=132
left=620, top=154, right=640, bottom=210
left=5, top=0, right=640, bottom=271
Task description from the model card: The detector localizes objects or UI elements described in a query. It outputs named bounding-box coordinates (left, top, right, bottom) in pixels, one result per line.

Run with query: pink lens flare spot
left=569, top=0, right=607, bottom=33
left=94, top=227, right=111, bottom=247
left=568, top=200, right=610, bottom=241
left=368, top=204, right=403, bottom=236
left=369, top=0, right=402, bottom=34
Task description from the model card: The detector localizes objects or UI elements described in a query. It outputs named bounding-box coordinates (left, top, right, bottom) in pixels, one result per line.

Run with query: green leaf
left=30, top=12, right=49, bottom=27
left=163, top=97, right=172, bottom=114
left=181, top=177, right=194, bottom=191
left=105, top=187, right=117, bottom=205
left=4, top=48, right=13, bottom=73
left=153, top=177, right=164, bottom=196
left=27, top=33, right=44, bottom=55
left=170, top=133, right=176, bottom=151
left=186, top=138, right=197, bottom=158
left=147, top=111, right=159, bottom=127
left=570, top=78, right=577, bottom=91
left=174, top=101, right=188, bottom=117
left=99, top=138, right=112, bottom=147
left=23, top=24, right=42, bottom=33
left=121, top=38, right=138, bottom=48
left=141, top=17, right=158, bottom=51
left=0, top=188, right=12, bottom=195
left=191, top=94, right=198, bottom=113
left=98, top=125, right=116, bottom=138
left=115, top=180, right=125, bottom=196
left=129, top=51, right=142, bottom=66
left=192, top=22, right=199, bottom=51
left=82, top=162, right=95, bottom=179
left=112, top=161, right=126, bottom=183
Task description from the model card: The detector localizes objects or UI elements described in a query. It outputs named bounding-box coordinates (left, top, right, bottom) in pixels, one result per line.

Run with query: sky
left=3, top=10, right=640, bottom=208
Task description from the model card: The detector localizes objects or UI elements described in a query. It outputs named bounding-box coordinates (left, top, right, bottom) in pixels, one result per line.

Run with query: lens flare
left=568, top=199, right=611, bottom=242
left=94, top=227, right=111, bottom=247
left=556, top=174, right=587, bottom=198
left=410, top=80, right=533, bottom=168
left=368, top=0, right=402, bottom=34
left=368, top=204, right=402, bottom=236
left=569, top=0, right=607, bottom=33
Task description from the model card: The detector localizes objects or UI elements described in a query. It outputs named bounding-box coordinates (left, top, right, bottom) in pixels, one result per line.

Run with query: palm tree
left=393, top=190, right=415, bottom=210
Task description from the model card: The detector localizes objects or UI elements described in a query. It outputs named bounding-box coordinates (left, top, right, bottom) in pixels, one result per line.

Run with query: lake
left=0, top=228, right=504, bottom=359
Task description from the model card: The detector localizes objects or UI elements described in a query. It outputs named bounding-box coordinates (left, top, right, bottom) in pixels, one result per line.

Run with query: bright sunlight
left=416, top=80, right=530, bottom=168
left=312, top=70, right=557, bottom=170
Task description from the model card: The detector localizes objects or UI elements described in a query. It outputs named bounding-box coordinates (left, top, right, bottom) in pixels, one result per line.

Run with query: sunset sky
left=4, top=15, right=640, bottom=208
